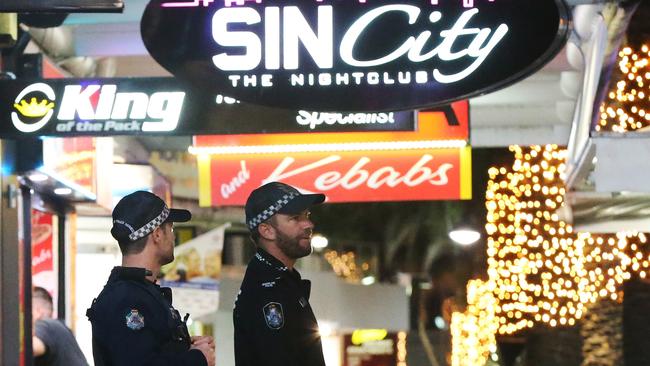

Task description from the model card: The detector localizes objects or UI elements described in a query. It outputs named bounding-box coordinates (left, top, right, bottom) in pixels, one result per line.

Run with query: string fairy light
left=483, top=145, right=649, bottom=334
left=324, top=250, right=364, bottom=282
left=450, top=279, right=499, bottom=366
left=484, top=145, right=589, bottom=334
left=596, top=45, right=650, bottom=132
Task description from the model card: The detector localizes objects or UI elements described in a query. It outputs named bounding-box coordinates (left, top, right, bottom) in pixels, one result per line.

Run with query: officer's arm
left=242, top=286, right=296, bottom=366
left=94, top=291, right=207, bottom=366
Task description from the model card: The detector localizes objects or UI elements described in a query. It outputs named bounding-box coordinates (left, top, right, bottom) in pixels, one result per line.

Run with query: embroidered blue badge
left=263, top=302, right=284, bottom=329
left=125, top=309, right=145, bottom=330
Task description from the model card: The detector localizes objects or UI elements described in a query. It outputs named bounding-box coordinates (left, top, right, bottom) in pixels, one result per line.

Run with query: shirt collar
left=108, top=266, right=154, bottom=283
left=254, top=248, right=290, bottom=273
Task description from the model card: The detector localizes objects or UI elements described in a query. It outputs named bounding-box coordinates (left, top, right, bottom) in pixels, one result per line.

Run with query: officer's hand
left=191, top=336, right=215, bottom=350
left=191, top=341, right=215, bottom=366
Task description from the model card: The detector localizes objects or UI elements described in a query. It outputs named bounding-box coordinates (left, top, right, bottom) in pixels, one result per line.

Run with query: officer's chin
left=300, top=240, right=313, bottom=257
left=162, top=254, right=175, bottom=266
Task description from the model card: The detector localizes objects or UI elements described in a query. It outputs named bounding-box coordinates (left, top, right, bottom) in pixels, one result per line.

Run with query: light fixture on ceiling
left=28, top=173, right=49, bottom=182
left=449, top=228, right=481, bottom=246
left=54, top=187, right=72, bottom=195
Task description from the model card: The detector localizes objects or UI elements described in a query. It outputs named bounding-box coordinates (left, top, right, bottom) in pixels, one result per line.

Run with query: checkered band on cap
left=114, top=206, right=170, bottom=242
left=248, top=193, right=298, bottom=230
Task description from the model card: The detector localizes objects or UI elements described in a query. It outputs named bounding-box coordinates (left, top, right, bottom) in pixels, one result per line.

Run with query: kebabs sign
left=141, top=0, right=570, bottom=111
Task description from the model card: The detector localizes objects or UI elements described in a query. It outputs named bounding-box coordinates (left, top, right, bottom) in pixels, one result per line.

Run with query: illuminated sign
left=194, top=101, right=470, bottom=205
left=0, top=0, right=123, bottom=12
left=5, top=80, right=184, bottom=136
left=351, top=329, right=389, bottom=345
left=0, top=78, right=417, bottom=137
left=142, top=0, right=570, bottom=111
left=192, top=99, right=468, bottom=150
left=197, top=147, right=471, bottom=206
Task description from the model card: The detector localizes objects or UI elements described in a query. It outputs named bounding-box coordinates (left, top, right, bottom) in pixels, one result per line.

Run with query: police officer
left=87, top=191, right=215, bottom=366
left=234, top=182, right=327, bottom=366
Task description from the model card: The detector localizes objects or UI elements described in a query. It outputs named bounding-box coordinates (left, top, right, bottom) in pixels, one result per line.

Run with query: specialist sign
left=0, top=0, right=123, bottom=12
left=141, top=0, right=570, bottom=111
left=0, top=78, right=416, bottom=138
left=192, top=99, right=469, bottom=150
left=198, top=146, right=472, bottom=206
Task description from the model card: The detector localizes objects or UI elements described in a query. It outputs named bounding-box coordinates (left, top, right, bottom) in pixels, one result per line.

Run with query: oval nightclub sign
left=141, top=0, right=570, bottom=112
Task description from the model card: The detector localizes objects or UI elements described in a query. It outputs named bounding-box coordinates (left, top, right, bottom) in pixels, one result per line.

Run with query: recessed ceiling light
left=28, top=173, right=48, bottom=182
left=54, top=187, right=73, bottom=195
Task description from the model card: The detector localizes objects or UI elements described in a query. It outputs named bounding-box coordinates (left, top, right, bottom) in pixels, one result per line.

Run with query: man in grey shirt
left=33, top=287, right=88, bottom=366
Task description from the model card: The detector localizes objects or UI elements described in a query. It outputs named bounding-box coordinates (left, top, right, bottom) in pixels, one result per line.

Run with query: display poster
left=43, top=137, right=97, bottom=194
left=159, top=224, right=227, bottom=319
left=31, top=209, right=58, bottom=316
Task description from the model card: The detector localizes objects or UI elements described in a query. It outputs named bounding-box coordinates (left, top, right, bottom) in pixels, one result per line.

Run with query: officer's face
left=159, top=222, right=176, bottom=265
left=269, top=210, right=314, bottom=259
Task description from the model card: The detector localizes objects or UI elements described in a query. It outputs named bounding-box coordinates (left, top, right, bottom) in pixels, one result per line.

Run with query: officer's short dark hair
left=118, top=235, right=149, bottom=255
left=118, top=222, right=175, bottom=255
left=111, top=191, right=190, bottom=254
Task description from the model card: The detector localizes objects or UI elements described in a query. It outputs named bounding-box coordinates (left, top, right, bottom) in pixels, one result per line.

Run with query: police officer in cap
left=234, top=181, right=327, bottom=366
left=87, top=191, right=215, bottom=366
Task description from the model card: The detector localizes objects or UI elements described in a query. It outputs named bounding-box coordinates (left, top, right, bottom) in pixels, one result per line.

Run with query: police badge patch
left=125, top=309, right=145, bottom=330
left=263, top=302, right=284, bottom=329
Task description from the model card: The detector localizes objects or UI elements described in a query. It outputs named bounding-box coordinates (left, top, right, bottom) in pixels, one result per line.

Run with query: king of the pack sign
left=141, top=0, right=569, bottom=112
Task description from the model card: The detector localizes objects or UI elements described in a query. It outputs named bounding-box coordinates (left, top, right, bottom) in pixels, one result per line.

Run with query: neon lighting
left=162, top=0, right=215, bottom=8
left=161, top=0, right=499, bottom=9
left=188, top=139, right=467, bottom=155
left=225, top=0, right=262, bottom=7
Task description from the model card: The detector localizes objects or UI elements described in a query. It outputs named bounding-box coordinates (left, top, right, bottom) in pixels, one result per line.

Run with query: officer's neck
left=260, top=244, right=295, bottom=271
left=122, top=255, right=160, bottom=282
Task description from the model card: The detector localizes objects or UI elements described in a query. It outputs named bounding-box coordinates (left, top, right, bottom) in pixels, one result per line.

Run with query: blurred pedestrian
left=33, top=286, right=88, bottom=366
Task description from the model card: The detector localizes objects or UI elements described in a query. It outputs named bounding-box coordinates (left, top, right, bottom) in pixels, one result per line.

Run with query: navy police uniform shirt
left=86, top=267, right=207, bottom=366
left=234, top=249, right=326, bottom=366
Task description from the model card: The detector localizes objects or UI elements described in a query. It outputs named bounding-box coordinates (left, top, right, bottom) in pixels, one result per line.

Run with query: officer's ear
left=258, top=221, right=276, bottom=242
left=151, top=225, right=165, bottom=244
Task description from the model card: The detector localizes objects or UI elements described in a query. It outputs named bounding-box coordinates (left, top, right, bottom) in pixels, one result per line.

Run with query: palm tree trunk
left=623, top=278, right=650, bottom=365
left=525, top=325, right=582, bottom=366
left=581, top=299, right=623, bottom=366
